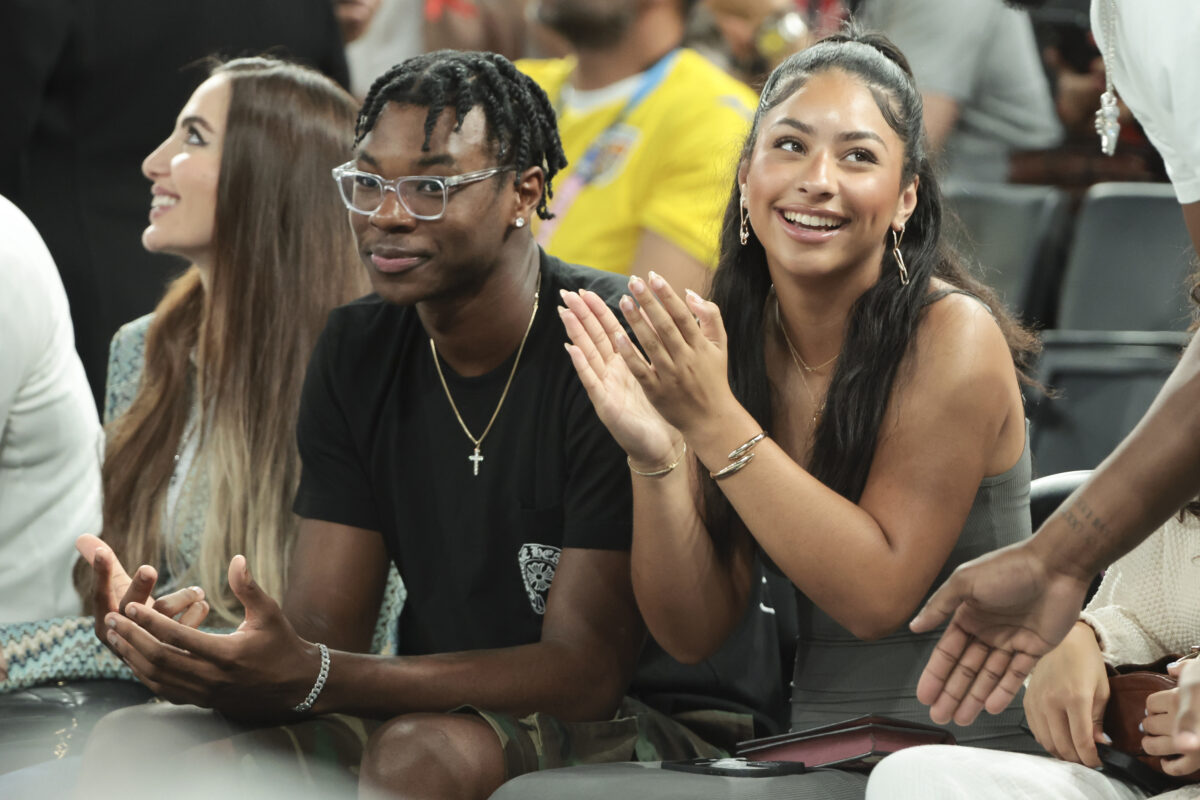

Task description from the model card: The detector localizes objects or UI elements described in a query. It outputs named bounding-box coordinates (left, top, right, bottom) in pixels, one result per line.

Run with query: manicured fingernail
left=629, top=276, right=646, bottom=294
left=557, top=306, right=566, bottom=317
left=615, top=331, right=630, bottom=348
left=1145, top=708, right=1150, bottom=716
left=1168, top=660, right=1182, bottom=669
left=648, top=271, right=664, bottom=290
left=105, top=614, right=117, bottom=629
left=619, top=295, right=635, bottom=312
left=559, top=288, right=568, bottom=301
left=1138, top=721, right=1144, bottom=732
left=126, top=605, right=138, bottom=619
left=685, top=288, right=701, bottom=301
left=1100, top=732, right=1113, bottom=744
left=107, top=631, right=118, bottom=646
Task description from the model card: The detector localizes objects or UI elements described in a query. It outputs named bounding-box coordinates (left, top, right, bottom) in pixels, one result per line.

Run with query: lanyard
left=538, top=49, right=680, bottom=245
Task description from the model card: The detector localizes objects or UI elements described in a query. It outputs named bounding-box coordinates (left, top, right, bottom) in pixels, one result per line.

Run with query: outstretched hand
left=76, top=534, right=209, bottom=654
left=104, top=555, right=320, bottom=719
left=910, top=540, right=1091, bottom=726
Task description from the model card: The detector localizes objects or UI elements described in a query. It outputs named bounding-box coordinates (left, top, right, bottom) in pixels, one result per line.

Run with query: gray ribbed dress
left=492, top=437, right=1038, bottom=800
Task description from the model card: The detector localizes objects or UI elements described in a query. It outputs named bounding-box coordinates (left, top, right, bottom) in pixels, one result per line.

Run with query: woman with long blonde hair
left=1, top=56, right=398, bottom=696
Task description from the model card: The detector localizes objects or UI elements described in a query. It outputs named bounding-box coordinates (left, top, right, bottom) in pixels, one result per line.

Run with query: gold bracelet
left=710, top=452, right=755, bottom=480
left=726, top=431, right=766, bottom=460
left=628, top=442, right=687, bottom=478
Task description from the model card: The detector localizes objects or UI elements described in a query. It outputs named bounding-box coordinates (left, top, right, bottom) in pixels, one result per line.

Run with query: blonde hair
left=78, top=58, right=366, bottom=623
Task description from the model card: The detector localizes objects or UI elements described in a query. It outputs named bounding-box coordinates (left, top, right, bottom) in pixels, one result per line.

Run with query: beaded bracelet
left=628, top=443, right=687, bottom=478
left=292, top=643, right=330, bottom=713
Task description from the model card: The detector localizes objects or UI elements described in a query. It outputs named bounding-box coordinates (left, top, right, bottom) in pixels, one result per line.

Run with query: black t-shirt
left=295, top=253, right=632, bottom=654
left=294, top=250, right=787, bottom=734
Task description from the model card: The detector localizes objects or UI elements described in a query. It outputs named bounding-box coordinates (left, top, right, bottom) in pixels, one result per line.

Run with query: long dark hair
left=702, top=32, right=1039, bottom=560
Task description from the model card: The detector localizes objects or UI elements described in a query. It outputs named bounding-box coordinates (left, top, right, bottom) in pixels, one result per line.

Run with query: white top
left=1092, top=0, right=1200, bottom=203
left=0, top=195, right=102, bottom=624
left=1080, top=512, right=1200, bottom=665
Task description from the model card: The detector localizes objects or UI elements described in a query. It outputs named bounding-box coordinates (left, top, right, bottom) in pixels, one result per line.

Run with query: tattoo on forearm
left=1075, top=499, right=1109, bottom=535
left=1062, top=499, right=1111, bottom=554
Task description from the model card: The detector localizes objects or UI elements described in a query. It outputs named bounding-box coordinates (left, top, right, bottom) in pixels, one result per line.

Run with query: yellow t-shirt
left=518, top=50, right=756, bottom=276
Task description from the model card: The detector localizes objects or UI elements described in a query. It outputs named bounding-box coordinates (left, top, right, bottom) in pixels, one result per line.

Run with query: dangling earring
left=892, top=226, right=909, bottom=286
left=514, top=217, right=526, bottom=229
left=739, top=193, right=750, bottom=246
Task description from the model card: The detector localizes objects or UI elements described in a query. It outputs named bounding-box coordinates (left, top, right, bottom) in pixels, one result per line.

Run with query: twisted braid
left=355, top=51, right=567, bottom=220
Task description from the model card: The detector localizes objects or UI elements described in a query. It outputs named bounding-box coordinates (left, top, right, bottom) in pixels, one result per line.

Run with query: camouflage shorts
left=206, top=697, right=752, bottom=786
left=469, top=696, right=756, bottom=781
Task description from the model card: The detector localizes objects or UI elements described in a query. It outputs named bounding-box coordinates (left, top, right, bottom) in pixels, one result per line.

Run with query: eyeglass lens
left=338, top=173, right=447, bottom=217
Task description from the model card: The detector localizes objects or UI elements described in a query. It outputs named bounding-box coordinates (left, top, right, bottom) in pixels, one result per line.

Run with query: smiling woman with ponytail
left=495, top=28, right=1041, bottom=800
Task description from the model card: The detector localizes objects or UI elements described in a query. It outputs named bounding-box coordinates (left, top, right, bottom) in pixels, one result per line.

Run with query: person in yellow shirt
left=520, top=0, right=756, bottom=291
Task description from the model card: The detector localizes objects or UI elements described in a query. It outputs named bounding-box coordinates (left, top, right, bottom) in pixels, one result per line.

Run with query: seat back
left=1029, top=332, right=1189, bottom=474
left=1057, top=182, right=1194, bottom=331
left=945, top=183, right=1070, bottom=326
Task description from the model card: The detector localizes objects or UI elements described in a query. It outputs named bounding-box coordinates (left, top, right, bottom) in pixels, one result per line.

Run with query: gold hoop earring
left=892, top=227, right=909, bottom=286
left=739, top=195, right=750, bottom=246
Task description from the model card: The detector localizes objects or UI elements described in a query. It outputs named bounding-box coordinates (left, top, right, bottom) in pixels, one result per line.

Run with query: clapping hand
left=76, top=534, right=209, bottom=655
left=560, top=273, right=738, bottom=467
left=560, top=285, right=681, bottom=468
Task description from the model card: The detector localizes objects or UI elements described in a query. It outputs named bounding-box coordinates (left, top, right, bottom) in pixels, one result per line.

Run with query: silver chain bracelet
left=292, top=643, right=330, bottom=713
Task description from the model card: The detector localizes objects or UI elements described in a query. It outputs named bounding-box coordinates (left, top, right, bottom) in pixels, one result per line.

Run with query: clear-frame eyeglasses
left=331, top=162, right=516, bottom=220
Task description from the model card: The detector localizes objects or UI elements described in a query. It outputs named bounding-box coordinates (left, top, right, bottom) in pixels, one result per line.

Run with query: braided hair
left=355, top=50, right=567, bottom=220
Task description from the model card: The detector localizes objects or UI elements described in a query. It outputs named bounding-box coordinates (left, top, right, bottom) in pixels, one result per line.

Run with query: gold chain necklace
left=791, top=348, right=838, bottom=373
left=430, top=272, right=541, bottom=476
left=775, top=296, right=831, bottom=425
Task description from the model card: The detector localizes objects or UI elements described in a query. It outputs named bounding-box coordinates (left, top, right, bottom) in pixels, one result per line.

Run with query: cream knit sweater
left=1080, top=513, right=1200, bottom=666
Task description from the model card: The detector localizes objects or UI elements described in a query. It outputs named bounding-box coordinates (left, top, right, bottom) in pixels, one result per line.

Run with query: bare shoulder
left=913, top=287, right=1014, bottom=384
left=884, top=284, right=1025, bottom=474
left=894, top=285, right=1019, bottom=425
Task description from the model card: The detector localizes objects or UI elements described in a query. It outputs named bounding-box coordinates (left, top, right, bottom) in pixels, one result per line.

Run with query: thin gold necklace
left=430, top=272, right=541, bottom=476
left=791, top=346, right=838, bottom=373
left=775, top=296, right=831, bottom=425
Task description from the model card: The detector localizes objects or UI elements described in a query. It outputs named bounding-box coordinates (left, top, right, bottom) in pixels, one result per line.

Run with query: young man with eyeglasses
left=87, top=51, right=786, bottom=800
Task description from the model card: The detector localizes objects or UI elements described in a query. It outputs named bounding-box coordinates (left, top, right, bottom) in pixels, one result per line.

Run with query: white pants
left=864, top=745, right=1200, bottom=800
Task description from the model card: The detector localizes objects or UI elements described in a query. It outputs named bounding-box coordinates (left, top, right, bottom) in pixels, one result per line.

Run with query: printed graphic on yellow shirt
left=590, top=124, right=640, bottom=186
left=519, top=50, right=756, bottom=277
